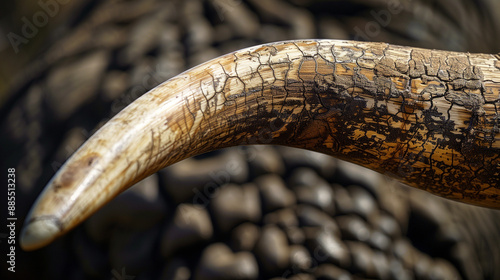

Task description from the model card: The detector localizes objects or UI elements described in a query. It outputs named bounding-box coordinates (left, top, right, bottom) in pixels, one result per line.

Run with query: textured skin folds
left=20, top=40, right=500, bottom=251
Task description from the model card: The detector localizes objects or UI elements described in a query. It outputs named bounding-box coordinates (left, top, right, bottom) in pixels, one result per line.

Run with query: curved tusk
left=20, top=40, right=500, bottom=250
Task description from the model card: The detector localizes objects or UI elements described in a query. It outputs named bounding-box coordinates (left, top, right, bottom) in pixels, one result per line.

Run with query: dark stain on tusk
left=20, top=39, right=500, bottom=251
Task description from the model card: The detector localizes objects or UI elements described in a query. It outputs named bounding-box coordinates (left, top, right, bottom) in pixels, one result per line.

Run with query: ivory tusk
left=20, top=40, right=500, bottom=251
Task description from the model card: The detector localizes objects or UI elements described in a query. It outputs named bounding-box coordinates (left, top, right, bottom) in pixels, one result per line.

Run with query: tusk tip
left=20, top=216, right=61, bottom=251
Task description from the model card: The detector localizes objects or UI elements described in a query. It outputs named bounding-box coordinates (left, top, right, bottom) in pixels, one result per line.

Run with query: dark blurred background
left=1, top=1, right=500, bottom=279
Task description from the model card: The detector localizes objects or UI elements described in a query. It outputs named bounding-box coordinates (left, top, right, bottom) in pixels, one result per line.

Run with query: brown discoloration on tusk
left=20, top=40, right=500, bottom=251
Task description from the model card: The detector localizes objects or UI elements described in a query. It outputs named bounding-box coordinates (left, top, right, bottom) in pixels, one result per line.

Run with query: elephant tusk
left=20, top=39, right=500, bottom=251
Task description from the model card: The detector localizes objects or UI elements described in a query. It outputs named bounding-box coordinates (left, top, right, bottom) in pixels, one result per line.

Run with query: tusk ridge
left=21, top=39, right=500, bottom=250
